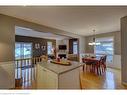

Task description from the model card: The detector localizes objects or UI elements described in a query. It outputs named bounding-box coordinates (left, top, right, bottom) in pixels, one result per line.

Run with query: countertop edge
left=38, top=62, right=84, bottom=75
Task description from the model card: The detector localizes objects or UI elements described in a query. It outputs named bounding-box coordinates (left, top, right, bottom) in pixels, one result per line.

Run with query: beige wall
left=0, top=15, right=15, bottom=62
left=0, top=14, right=85, bottom=62
left=79, top=37, right=85, bottom=54
left=121, top=16, right=127, bottom=84
left=85, top=31, right=121, bottom=55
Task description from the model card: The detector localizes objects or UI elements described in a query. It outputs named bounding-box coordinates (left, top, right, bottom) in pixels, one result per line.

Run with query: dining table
left=84, top=57, right=99, bottom=62
left=82, top=54, right=107, bottom=75
left=82, top=56, right=101, bottom=75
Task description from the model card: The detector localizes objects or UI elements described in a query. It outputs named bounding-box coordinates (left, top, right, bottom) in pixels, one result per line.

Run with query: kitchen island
left=0, top=61, right=15, bottom=89
left=36, top=61, right=83, bottom=89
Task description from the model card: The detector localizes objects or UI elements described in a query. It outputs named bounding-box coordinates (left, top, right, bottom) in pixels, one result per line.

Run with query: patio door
left=15, top=42, right=32, bottom=59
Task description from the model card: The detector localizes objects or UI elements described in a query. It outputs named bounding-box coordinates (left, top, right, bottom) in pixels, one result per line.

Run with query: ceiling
left=0, top=6, right=127, bottom=36
left=15, top=26, right=70, bottom=40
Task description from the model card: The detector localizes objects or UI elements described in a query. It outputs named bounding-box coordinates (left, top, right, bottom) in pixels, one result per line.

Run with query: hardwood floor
left=80, top=68, right=127, bottom=89
left=15, top=66, right=127, bottom=89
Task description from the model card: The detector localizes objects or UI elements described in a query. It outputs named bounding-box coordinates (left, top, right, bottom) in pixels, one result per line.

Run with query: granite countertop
left=37, top=61, right=84, bottom=75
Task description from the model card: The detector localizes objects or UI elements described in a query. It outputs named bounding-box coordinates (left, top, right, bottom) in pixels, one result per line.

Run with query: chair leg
left=97, top=67, right=99, bottom=75
left=90, top=65, right=93, bottom=72
left=97, top=66, right=101, bottom=75
left=92, top=65, right=95, bottom=72
left=99, top=67, right=102, bottom=75
left=85, top=65, right=91, bottom=72
left=91, top=65, right=95, bottom=73
left=102, top=66, right=105, bottom=73
left=89, top=65, right=92, bottom=72
left=102, top=65, right=106, bottom=73
left=83, top=65, right=85, bottom=72
left=86, top=65, right=87, bottom=71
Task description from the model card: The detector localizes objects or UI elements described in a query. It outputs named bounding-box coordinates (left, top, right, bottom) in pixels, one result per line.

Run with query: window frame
left=94, top=36, right=114, bottom=63
left=73, top=41, right=78, bottom=54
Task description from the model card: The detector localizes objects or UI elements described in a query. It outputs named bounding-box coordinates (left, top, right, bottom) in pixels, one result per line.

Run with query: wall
left=0, top=13, right=85, bottom=62
left=56, top=39, right=69, bottom=50
left=84, top=31, right=121, bottom=69
left=56, top=39, right=69, bottom=58
left=15, top=35, right=56, bottom=57
left=0, top=14, right=85, bottom=88
left=121, top=16, right=127, bottom=85
left=69, top=38, right=79, bottom=54
left=79, top=37, right=85, bottom=54
left=0, top=15, right=15, bottom=62
left=56, top=38, right=81, bottom=61
left=85, top=31, right=121, bottom=55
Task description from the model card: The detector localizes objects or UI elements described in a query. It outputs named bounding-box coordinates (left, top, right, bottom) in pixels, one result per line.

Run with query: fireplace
left=58, top=54, right=67, bottom=59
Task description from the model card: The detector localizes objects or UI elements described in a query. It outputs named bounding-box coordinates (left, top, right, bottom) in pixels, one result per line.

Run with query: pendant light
left=88, top=30, right=101, bottom=46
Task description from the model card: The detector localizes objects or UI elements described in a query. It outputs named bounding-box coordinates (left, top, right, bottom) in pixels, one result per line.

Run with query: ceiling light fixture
left=88, top=30, right=101, bottom=46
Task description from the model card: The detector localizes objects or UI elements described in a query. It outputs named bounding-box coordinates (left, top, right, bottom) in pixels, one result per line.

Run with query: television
left=59, top=45, right=67, bottom=50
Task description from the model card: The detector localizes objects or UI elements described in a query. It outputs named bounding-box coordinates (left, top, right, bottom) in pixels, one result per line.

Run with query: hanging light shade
left=88, top=30, right=101, bottom=46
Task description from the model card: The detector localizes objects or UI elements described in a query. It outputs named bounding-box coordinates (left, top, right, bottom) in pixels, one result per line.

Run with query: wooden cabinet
left=37, top=64, right=58, bottom=89
left=36, top=64, right=81, bottom=89
left=0, top=62, right=15, bottom=89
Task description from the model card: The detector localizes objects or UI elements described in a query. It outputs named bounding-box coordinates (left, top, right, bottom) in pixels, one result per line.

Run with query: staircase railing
left=15, top=56, right=48, bottom=87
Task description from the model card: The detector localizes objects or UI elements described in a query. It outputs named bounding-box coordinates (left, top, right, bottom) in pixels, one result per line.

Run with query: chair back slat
left=99, top=55, right=107, bottom=64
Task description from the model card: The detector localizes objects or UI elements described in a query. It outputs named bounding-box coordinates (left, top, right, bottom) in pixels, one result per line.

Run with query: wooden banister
left=15, top=56, right=48, bottom=87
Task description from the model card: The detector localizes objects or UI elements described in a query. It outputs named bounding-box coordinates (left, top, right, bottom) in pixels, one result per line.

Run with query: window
left=47, top=42, right=53, bottom=55
left=15, top=42, right=32, bottom=59
left=73, top=41, right=78, bottom=54
left=94, top=37, right=114, bottom=63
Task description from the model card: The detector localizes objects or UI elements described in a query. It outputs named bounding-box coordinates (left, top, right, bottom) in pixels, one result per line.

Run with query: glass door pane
left=94, top=37, right=114, bottom=63
left=15, top=43, right=21, bottom=59
left=15, top=42, right=32, bottom=59
left=23, top=43, right=32, bottom=58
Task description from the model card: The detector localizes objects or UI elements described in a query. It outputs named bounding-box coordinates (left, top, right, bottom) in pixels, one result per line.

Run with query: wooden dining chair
left=92, top=55, right=107, bottom=75
left=40, top=55, right=48, bottom=62
left=82, top=58, right=95, bottom=72
left=100, top=55, right=107, bottom=73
